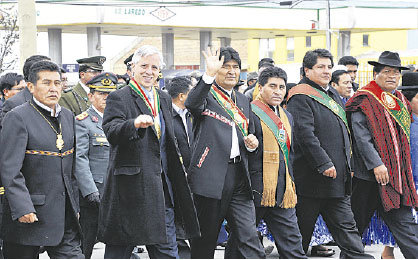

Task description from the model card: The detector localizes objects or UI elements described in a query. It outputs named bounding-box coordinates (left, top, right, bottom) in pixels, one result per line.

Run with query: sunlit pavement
left=40, top=239, right=404, bottom=259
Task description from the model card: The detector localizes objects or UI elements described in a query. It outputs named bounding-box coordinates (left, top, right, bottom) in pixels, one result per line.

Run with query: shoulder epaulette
left=63, top=87, right=73, bottom=93
left=76, top=111, right=89, bottom=121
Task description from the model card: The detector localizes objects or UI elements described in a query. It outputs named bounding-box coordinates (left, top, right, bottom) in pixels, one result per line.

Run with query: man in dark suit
left=98, top=45, right=199, bottom=259
left=74, top=72, right=118, bottom=258
left=338, top=56, right=359, bottom=92
left=0, top=60, right=83, bottom=258
left=286, top=49, right=372, bottom=258
left=330, top=65, right=353, bottom=106
left=185, top=47, right=265, bottom=259
left=167, top=76, right=193, bottom=169
left=249, top=66, right=306, bottom=258
left=0, top=55, right=50, bottom=125
left=167, top=76, right=194, bottom=258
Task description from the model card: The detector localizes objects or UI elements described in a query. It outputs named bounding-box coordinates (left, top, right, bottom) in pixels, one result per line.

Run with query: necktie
left=186, top=112, right=193, bottom=145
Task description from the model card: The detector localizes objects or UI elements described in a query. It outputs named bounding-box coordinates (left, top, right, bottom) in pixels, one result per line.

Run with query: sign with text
left=62, top=64, right=79, bottom=73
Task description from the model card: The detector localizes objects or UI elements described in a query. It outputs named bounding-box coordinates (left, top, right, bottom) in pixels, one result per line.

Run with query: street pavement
left=40, top=239, right=405, bottom=259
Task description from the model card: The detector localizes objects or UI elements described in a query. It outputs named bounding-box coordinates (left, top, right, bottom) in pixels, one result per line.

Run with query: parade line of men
left=0, top=46, right=417, bottom=259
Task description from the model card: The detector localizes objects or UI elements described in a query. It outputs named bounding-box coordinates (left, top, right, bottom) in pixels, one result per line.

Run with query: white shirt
left=203, top=73, right=240, bottom=159
left=92, top=105, right=103, bottom=118
left=172, top=103, right=190, bottom=142
left=141, top=86, right=161, bottom=128
left=80, top=81, right=90, bottom=96
left=33, top=97, right=61, bottom=117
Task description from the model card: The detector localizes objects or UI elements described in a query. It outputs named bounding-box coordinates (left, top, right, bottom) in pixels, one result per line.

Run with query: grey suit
left=0, top=101, right=83, bottom=258
left=75, top=106, right=109, bottom=258
left=350, top=111, right=418, bottom=259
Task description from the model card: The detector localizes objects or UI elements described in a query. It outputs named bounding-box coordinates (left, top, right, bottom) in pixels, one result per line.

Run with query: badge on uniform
left=278, top=128, right=286, bottom=142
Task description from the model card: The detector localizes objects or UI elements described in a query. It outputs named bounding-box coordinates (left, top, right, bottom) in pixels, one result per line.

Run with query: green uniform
left=59, top=83, right=91, bottom=116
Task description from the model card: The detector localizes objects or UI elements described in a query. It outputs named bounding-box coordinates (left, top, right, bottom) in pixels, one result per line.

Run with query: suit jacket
left=59, top=83, right=91, bottom=116
left=0, top=101, right=80, bottom=246
left=185, top=79, right=255, bottom=200
left=249, top=107, right=295, bottom=207
left=0, top=87, right=32, bottom=127
left=75, top=106, right=109, bottom=206
left=172, top=108, right=193, bottom=169
left=98, top=85, right=199, bottom=245
left=286, top=77, right=352, bottom=198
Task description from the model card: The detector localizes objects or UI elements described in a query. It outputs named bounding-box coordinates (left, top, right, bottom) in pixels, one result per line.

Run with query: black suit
left=249, top=108, right=306, bottom=258
left=185, top=79, right=265, bottom=259
left=0, top=87, right=32, bottom=128
left=98, top=85, right=199, bottom=258
left=286, top=77, right=372, bottom=258
left=172, top=108, right=193, bottom=169
left=0, top=101, right=83, bottom=258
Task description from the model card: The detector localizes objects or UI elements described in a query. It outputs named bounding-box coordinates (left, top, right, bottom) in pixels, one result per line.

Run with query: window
left=259, top=38, right=275, bottom=59
left=306, top=36, right=311, bottom=47
left=363, top=34, right=369, bottom=47
left=287, top=37, right=294, bottom=61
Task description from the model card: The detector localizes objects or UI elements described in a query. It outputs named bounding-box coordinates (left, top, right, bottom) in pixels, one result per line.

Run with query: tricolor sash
left=287, top=84, right=349, bottom=133
left=251, top=101, right=291, bottom=161
left=210, top=85, right=248, bottom=137
left=129, top=79, right=161, bottom=138
left=251, top=100, right=296, bottom=208
left=358, top=81, right=411, bottom=142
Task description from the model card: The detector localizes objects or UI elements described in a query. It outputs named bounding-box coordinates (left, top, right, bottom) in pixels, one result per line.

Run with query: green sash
left=210, top=85, right=248, bottom=137
left=359, top=82, right=411, bottom=141
left=288, top=84, right=349, bottom=133
left=251, top=101, right=290, bottom=171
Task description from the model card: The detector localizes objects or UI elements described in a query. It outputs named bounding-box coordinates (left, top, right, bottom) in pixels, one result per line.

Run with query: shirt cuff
left=317, top=162, right=334, bottom=174
left=202, top=73, right=215, bottom=85
left=246, top=145, right=256, bottom=153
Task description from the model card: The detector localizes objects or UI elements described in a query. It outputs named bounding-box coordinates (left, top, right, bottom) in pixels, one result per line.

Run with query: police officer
left=74, top=72, right=116, bottom=258
left=59, top=56, right=106, bottom=116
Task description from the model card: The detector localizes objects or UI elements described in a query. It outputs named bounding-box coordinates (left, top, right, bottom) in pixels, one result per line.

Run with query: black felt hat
left=368, top=51, right=409, bottom=70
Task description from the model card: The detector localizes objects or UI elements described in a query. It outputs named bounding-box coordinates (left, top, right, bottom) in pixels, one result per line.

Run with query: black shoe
left=310, top=245, right=335, bottom=257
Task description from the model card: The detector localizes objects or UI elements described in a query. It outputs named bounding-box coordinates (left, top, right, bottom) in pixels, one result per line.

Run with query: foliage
left=0, top=5, right=19, bottom=73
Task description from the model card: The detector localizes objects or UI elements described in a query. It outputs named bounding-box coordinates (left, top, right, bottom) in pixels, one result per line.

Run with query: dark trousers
left=190, top=162, right=265, bottom=259
left=104, top=206, right=178, bottom=259
left=351, top=177, right=418, bottom=259
left=256, top=207, right=306, bottom=259
left=80, top=205, right=99, bottom=258
left=296, top=195, right=373, bottom=259
left=3, top=222, right=83, bottom=259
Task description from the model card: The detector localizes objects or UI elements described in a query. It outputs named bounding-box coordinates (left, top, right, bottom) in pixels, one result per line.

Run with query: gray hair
left=132, top=45, right=165, bottom=69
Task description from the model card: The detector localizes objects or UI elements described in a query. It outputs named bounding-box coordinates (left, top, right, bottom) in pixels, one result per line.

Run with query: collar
left=300, top=76, right=330, bottom=93
left=139, top=84, right=154, bottom=99
left=79, top=81, right=90, bottom=96
left=214, top=82, right=233, bottom=97
left=33, top=97, right=61, bottom=117
left=172, top=103, right=187, bottom=116
left=91, top=105, right=103, bottom=118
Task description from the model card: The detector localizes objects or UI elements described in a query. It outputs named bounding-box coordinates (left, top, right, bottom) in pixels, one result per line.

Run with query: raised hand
left=202, top=47, right=225, bottom=77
